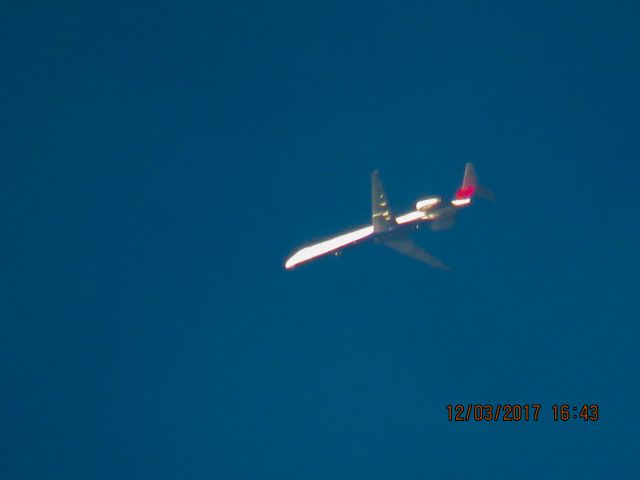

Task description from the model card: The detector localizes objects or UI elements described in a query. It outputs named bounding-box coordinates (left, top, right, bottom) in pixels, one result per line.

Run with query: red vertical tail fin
left=455, top=163, right=477, bottom=199
left=454, top=163, right=495, bottom=202
left=462, top=162, right=477, bottom=188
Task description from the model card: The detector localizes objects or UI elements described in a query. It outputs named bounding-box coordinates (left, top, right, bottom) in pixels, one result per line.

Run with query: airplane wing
left=285, top=225, right=374, bottom=269
left=371, top=170, right=394, bottom=232
left=430, top=216, right=456, bottom=231
left=381, top=237, right=451, bottom=270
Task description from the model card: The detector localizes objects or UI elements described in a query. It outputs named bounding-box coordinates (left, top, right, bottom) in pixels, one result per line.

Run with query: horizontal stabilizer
left=476, top=185, right=496, bottom=202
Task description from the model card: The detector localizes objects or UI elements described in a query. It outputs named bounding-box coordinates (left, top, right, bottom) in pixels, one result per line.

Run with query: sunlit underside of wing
left=395, top=211, right=426, bottom=224
left=285, top=226, right=375, bottom=269
left=382, top=237, right=451, bottom=271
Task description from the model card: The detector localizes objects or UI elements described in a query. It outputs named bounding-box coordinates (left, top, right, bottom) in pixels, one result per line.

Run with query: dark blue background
left=3, top=1, right=639, bottom=478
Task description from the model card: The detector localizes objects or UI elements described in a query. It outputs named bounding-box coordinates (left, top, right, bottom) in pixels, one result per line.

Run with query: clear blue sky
left=2, top=1, right=639, bottom=478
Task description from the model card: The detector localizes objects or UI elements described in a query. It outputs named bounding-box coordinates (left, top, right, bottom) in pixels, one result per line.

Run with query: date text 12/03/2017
left=446, top=404, right=599, bottom=422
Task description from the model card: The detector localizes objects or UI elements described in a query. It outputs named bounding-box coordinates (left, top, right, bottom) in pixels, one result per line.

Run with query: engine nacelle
left=415, top=196, right=441, bottom=211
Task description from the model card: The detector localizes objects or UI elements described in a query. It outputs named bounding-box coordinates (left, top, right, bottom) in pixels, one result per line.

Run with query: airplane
left=284, top=163, right=493, bottom=270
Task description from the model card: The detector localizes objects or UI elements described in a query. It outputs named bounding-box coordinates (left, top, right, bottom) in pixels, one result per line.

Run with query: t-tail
left=452, top=163, right=495, bottom=206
